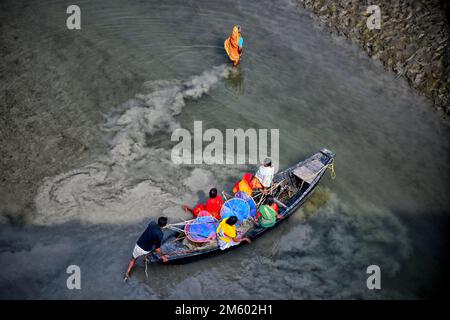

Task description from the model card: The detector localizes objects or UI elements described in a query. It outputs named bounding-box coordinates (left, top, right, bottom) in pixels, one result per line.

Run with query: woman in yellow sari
left=224, top=25, right=243, bottom=66
left=216, top=216, right=251, bottom=250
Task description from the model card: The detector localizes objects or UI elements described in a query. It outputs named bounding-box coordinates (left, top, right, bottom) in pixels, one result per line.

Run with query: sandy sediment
left=0, top=1, right=148, bottom=223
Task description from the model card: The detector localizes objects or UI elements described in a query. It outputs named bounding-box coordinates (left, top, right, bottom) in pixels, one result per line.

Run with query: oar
left=164, top=217, right=220, bottom=231
left=257, top=193, right=267, bottom=208
left=269, top=179, right=285, bottom=195
left=165, top=226, right=214, bottom=241
left=222, top=191, right=232, bottom=201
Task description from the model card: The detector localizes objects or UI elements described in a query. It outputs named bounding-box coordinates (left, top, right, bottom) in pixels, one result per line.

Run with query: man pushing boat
left=123, top=216, right=169, bottom=281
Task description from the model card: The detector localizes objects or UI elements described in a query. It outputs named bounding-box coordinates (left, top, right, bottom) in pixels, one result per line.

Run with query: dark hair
left=158, top=217, right=168, bottom=227
left=226, top=216, right=238, bottom=225
left=266, top=195, right=275, bottom=205
left=209, top=188, right=218, bottom=198
left=264, top=158, right=272, bottom=167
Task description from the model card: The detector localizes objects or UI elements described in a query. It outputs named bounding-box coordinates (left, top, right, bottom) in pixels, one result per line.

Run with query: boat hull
left=149, top=148, right=335, bottom=264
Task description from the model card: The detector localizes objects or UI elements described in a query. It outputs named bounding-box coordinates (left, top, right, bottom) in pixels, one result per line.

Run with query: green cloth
left=259, top=205, right=276, bottom=228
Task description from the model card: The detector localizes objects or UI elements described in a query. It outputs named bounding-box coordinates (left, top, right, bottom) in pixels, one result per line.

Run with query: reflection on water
left=226, top=68, right=245, bottom=95
left=299, top=186, right=331, bottom=219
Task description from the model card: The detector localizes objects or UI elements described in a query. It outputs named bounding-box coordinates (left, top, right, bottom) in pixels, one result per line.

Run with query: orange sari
left=224, top=26, right=241, bottom=65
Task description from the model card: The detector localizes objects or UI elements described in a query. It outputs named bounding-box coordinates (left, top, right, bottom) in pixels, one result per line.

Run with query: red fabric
left=270, top=202, right=279, bottom=213
left=192, top=204, right=205, bottom=217
left=205, top=196, right=223, bottom=219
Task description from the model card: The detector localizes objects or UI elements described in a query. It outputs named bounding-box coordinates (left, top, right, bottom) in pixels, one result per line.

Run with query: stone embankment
left=296, top=0, right=449, bottom=114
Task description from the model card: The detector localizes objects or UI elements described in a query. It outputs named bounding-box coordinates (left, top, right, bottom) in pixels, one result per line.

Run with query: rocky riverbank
left=295, top=0, right=449, bottom=114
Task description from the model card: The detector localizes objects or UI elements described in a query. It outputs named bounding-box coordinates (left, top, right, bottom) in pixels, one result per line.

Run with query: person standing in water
left=124, top=217, right=168, bottom=281
left=224, top=25, right=244, bottom=66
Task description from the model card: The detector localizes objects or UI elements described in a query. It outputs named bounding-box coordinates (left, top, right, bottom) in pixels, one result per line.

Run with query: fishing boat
left=148, top=148, right=335, bottom=264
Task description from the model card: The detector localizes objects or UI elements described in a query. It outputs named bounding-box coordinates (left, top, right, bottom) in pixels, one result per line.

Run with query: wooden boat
left=148, top=148, right=335, bottom=264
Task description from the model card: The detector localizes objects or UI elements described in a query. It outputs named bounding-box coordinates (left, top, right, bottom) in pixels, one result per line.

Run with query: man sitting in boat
left=224, top=25, right=243, bottom=66
left=124, top=216, right=168, bottom=281
left=253, top=158, right=275, bottom=194
left=182, top=188, right=223, bottom=220
left=216, top=216, right=251, bottom=250
left=254, top=195, right=282, bottom=228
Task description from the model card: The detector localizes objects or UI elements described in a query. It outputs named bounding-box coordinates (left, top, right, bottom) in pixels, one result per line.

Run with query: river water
left=0, top=0, right=449, bottom=299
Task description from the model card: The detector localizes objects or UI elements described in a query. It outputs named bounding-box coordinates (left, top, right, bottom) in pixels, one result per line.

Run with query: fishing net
left=185, top=212, right=219, bottom=243
left=220, top=198, right=250, bottom=223
left=235, top=191, right=257, bottom=218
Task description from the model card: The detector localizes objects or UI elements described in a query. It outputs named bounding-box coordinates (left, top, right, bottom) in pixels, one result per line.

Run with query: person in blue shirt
left=124, top=217, right=168, bottom=281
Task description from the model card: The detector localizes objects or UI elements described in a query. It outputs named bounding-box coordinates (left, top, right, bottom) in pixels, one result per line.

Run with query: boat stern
left=320, top=148, right=336, bottom=161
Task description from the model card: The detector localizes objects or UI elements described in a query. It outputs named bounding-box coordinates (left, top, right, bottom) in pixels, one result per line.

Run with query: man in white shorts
left=124, top=216, right=168, bottom=281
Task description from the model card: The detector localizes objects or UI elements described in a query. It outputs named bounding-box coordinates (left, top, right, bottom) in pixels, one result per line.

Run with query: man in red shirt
left=182, top=188, right=223, bottom=220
